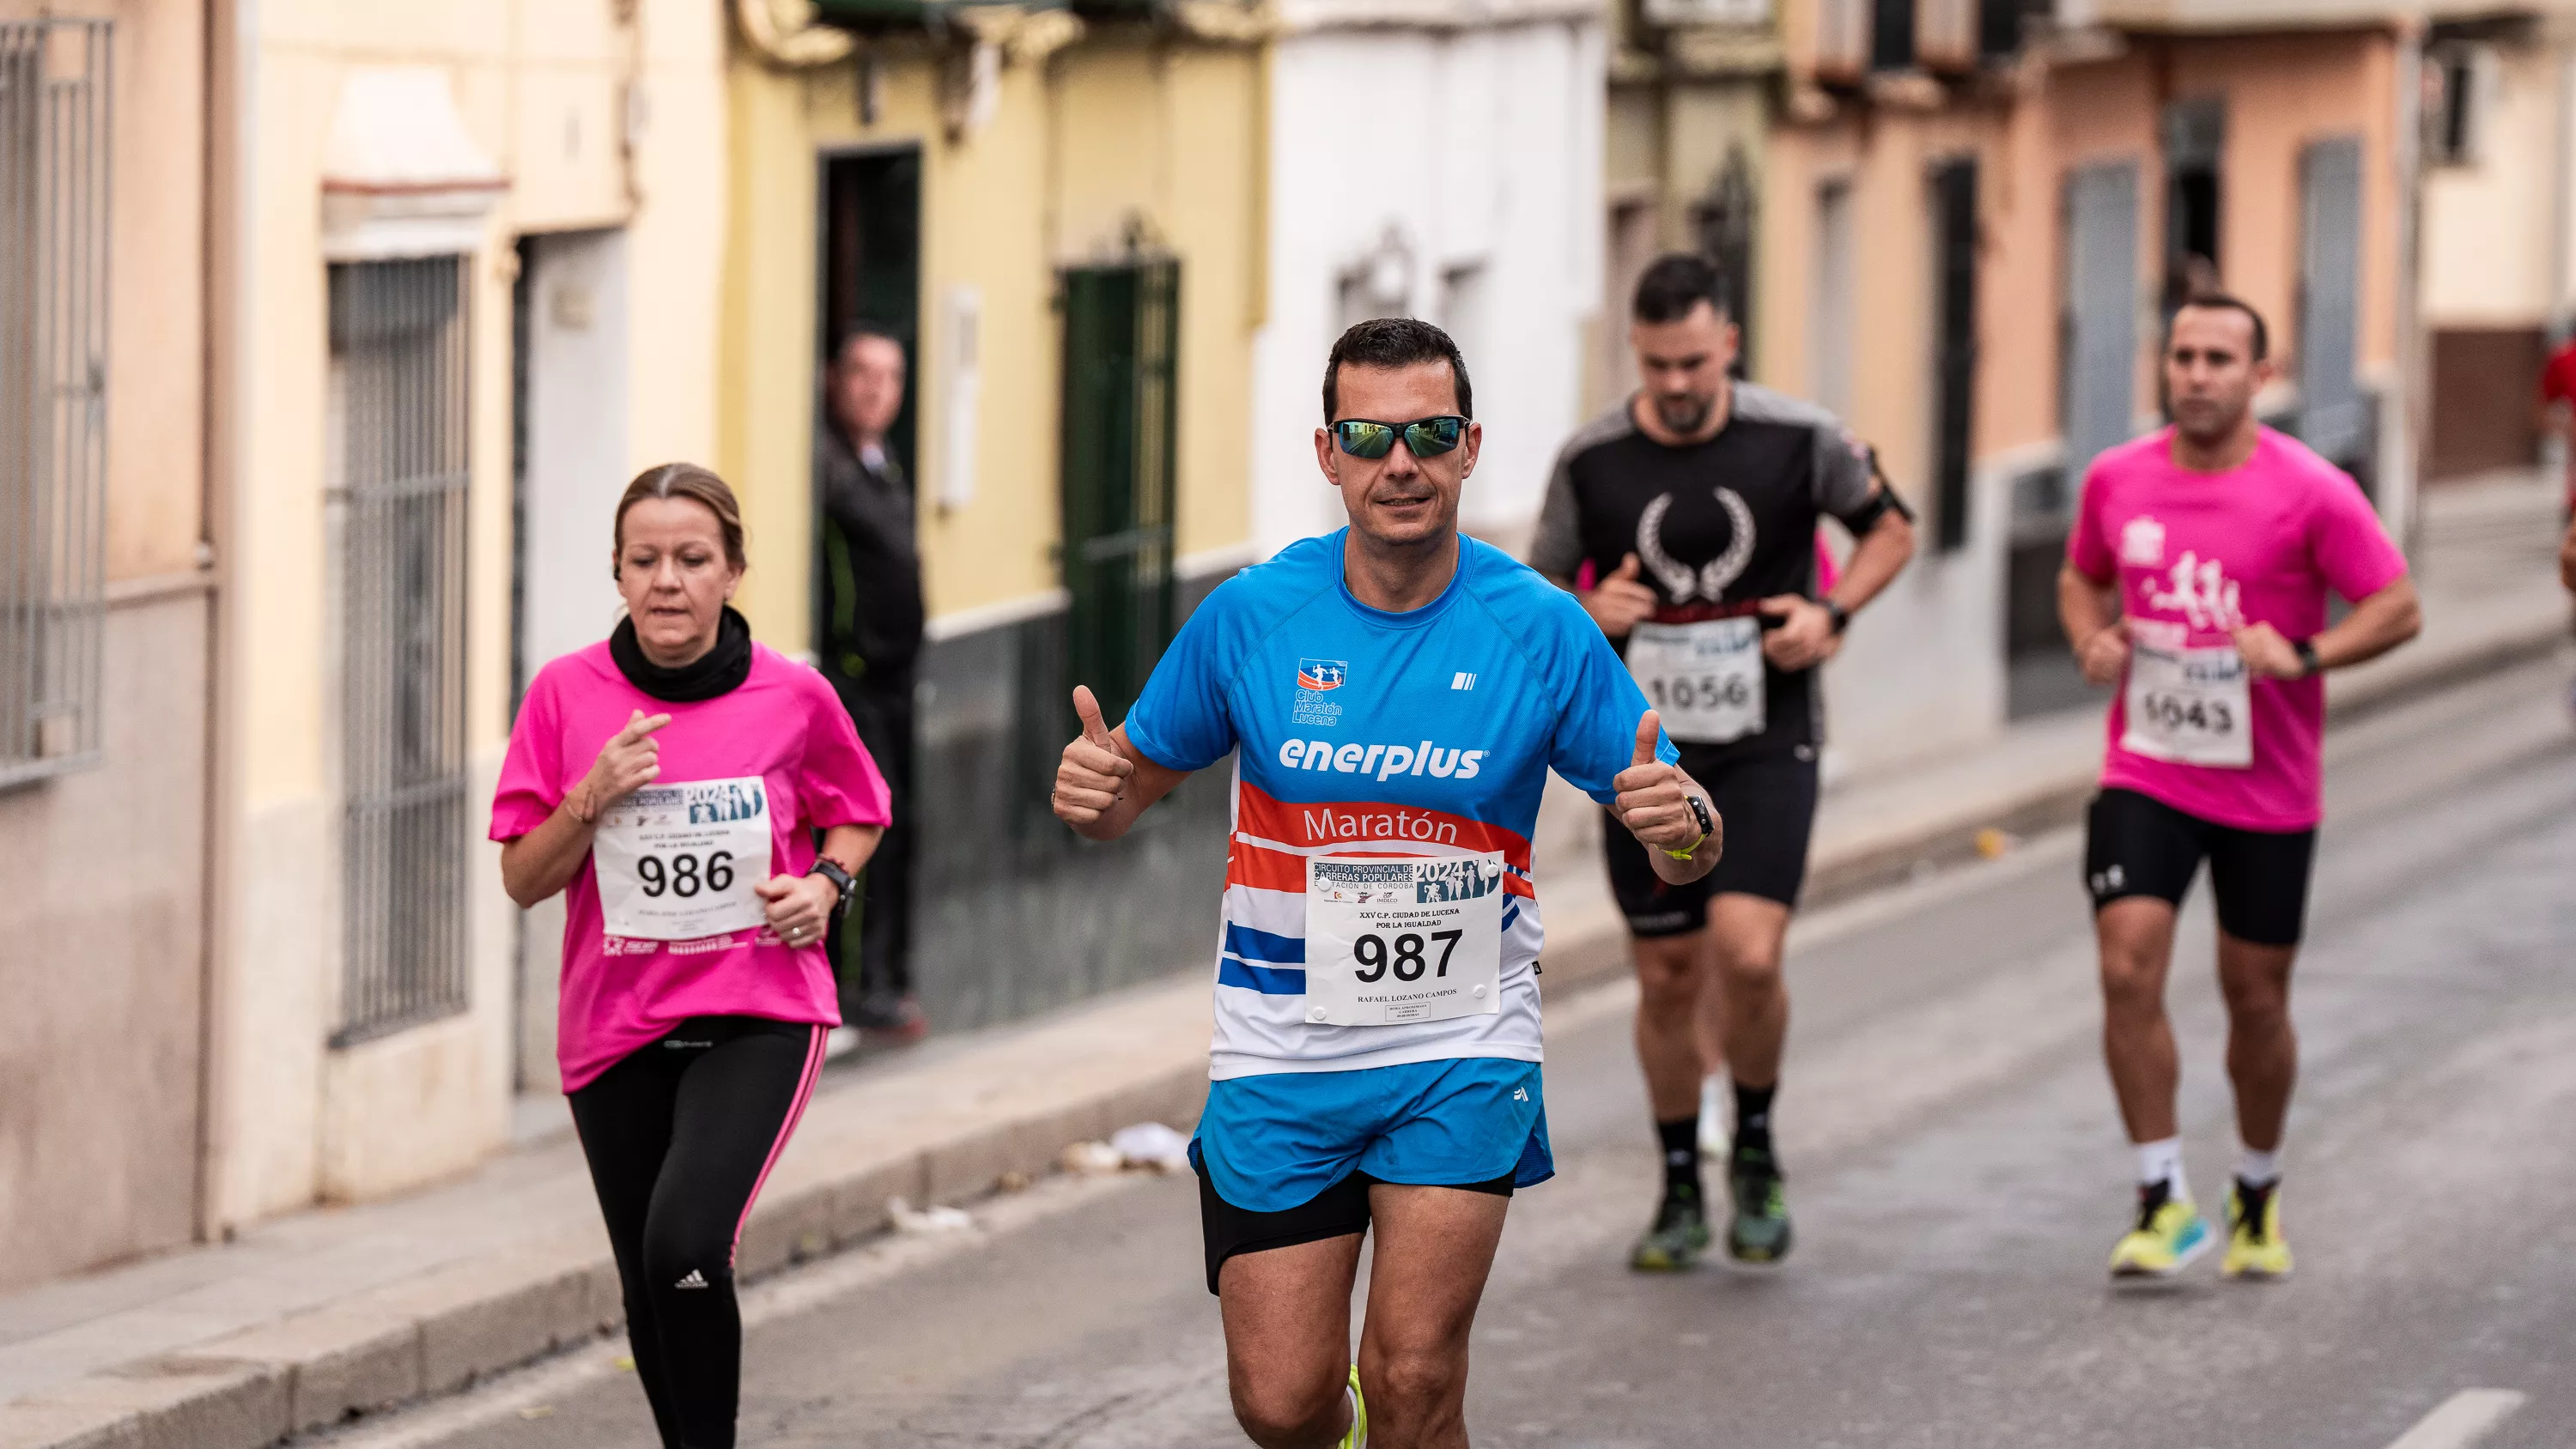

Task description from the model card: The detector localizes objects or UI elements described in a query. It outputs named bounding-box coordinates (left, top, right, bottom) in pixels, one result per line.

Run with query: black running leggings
left=568, top=1016, right=824, bottom=1449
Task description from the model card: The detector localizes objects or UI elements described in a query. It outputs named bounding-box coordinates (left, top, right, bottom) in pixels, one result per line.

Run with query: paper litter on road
left=887, top=1196, right=976, bottom=1234
left=1109, top=1121, right=1192, bottom=1173
left=1060, top=1139, right=1127, bottom=1174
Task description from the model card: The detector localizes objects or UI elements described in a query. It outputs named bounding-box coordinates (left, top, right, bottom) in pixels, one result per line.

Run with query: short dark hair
left=2166, top=294, right=2269, bottom=361
left=831, top=321, right=904, bottom=369
left=1321, top=317, right=1473, bottom=421
left=1632, top=253, right=1731, bottom=324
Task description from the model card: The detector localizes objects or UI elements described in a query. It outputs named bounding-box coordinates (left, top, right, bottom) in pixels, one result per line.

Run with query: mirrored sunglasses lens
left=1336, top=421, right=1396, bottom=458
left=1403, top=418, right=1463, bottom=455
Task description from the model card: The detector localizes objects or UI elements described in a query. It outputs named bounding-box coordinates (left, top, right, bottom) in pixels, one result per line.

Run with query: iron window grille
left=330, top=258, right=471, bottom=1044
left=0, top=21, right=110, bottom=791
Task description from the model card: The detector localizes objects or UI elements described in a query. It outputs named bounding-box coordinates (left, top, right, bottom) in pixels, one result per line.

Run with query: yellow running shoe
left=2222, top=1178, right=2293, bottom=1281
left=2108, top=1181, right=2213, bottom=1280
left=1340, top=1363, right=1368, bottom=1449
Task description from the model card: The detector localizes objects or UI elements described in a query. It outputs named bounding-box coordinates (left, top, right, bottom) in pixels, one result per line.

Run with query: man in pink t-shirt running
left=2059, top=296, right=2421, bottom=1285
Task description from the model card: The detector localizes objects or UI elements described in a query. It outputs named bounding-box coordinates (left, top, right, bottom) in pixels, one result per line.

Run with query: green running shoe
left=1339, top=1363, right=1367, bottom=1448
left=1628, top=1186, right=1712, bottom=1271
left=1726, top=1144, right=1794, bottom=1264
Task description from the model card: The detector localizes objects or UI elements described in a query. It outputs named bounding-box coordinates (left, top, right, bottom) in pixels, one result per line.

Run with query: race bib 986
left=592, top=776, right=775, bottom=940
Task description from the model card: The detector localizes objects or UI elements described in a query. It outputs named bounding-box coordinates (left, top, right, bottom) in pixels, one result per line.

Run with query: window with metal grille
left=1058, top=258, right=1179, bottom=734
left=0, top=20, right=110, bottom=791
left=330, top=258, right=471, bottom=1043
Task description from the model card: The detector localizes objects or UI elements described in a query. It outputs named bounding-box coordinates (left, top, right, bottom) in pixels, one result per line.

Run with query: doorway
left=817, top=147, right=923, bottom=478
left=509, top=227, right=631, bottom=1094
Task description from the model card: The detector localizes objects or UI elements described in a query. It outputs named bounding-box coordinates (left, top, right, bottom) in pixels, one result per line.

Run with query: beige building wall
left=204, top=0, right=729, bottom=1232
left=2422, top=41, right=2566, bottom=326
left=0, top=0, right=216, bottom=1281
left=720, top=28, right=1263, bottom=649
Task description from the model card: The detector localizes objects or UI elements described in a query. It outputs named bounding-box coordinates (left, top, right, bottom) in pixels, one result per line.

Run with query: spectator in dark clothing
left=816, top=324, right=927, bottom=1040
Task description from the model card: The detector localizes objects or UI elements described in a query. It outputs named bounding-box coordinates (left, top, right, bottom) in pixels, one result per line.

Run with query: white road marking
left=2381, top=1390, right=2528, bottom=1449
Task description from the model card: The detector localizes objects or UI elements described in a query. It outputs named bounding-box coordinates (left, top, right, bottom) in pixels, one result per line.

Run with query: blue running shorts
left=1188, top=1058, right=1552, bottom=1292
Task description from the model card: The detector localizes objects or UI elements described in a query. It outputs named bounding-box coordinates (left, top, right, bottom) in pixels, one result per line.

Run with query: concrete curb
left=3, top=604, right=2563, bottom=1449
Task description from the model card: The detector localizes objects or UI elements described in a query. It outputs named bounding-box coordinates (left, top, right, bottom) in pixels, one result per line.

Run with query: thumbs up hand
left=1580, top=552, right=1659, bottom=640
left=1052, top=685, right=1138, bottom=828
left=1611, top=709, right=1715, bottom=858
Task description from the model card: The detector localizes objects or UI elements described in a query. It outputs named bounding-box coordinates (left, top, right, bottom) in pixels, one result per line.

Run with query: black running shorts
left=2083, top=787, right=2318, bottom=947
left=1194, top=1162, right=1513, bottom=1296
left=1605, top=746, right=1820, bottom=937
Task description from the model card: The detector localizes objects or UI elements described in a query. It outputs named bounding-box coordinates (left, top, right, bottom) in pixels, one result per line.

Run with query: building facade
left=721, top=0, right=1267, bottom=1035
left=1756, top=0, right=2413, bottom=769
left=2418, top=4, right=2576, bottom=481
left=0, top=0, right=213, bottom=1281
left=1250, top=0, right=1607, bottom=556
left=203, top=0, right=734, bottom=1223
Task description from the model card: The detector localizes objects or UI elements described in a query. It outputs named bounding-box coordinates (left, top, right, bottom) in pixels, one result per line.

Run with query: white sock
left=2236, top=1144, right=2282, bottom=1188
left=2136, top=1137, right=2190, bottom=1202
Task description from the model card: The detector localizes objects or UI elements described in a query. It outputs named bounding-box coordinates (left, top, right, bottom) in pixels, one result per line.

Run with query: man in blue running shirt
left=1052, top=318, right=1719, bottom=1449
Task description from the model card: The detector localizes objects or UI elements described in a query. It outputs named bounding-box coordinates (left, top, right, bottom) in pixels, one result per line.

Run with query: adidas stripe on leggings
left=568, top=1015, right=825, bottom=1449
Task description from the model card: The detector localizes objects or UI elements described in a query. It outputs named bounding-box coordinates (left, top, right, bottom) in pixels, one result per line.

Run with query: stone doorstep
left=2, top=594, right=2562, bottom=1449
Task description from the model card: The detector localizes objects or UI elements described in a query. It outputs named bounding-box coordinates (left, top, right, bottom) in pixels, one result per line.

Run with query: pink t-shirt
left=489, top=642, right=891, bottom=1091
left=2068, top=427, right=2408, bottom=832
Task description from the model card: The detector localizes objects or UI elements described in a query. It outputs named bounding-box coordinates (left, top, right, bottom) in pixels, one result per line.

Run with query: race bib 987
left=1303, top=853, right=1505, bottom=1027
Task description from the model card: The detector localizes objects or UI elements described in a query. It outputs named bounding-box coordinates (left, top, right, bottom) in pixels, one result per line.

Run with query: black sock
left=1656, top=1117, right=1701, bottom=1198
left=1732, top=1081, right=1777, bottom=1160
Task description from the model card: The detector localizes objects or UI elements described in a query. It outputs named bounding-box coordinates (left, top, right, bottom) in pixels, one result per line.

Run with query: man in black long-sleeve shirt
left=816, top=324, right=927, bottom=1040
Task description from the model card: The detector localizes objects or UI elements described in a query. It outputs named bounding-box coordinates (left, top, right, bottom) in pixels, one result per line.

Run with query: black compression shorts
left=2083, top=787, right=2318, bottom=947
left=1194, top=1162, right=1512, bottom=1296
left=1605, top=746, right=1820, bottom=936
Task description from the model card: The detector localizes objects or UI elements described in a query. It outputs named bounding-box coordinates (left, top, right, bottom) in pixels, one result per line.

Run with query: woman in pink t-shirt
left=491, top=463, right=888, bottom=1449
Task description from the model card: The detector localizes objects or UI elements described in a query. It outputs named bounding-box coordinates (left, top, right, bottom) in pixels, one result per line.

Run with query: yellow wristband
left=1663, top=831, right=1704, bottom=863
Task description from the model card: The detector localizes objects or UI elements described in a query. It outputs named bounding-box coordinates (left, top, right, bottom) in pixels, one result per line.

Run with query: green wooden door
left=1059, top=259, right=1180, bottom=728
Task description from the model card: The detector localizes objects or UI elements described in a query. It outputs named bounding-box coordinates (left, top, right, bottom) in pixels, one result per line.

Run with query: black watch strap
left=807, top=857, right=856, bottom=901
left=2293, top=638, right=2321, bottom=677
left=1825, top=600, right=1852, bottom=635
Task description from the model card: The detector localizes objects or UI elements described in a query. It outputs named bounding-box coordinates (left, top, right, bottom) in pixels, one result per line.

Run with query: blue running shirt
left=1123, top=530, right=1676, bottom=1079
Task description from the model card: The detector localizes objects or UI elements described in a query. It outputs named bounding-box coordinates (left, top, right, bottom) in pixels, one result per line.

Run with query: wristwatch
left=2293, top=638, right=2321, bottom=678
left=806, top=857, right=857, bottom=922
left=1664, top=795, right=1716, bottom=862
left=1824, top=600, right=1851, bottom=635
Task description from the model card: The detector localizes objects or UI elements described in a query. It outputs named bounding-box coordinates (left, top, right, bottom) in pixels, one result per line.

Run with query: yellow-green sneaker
left=2108, top=1180, right=2213, bottom=1280
left=1340, top=1363, right=1368, bottom=1449
left=2221, top=1178, right=2293, bottom=1281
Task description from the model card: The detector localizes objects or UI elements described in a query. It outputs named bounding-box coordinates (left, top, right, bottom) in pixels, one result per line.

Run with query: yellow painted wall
left=720, top=28, right=1264, bottom=652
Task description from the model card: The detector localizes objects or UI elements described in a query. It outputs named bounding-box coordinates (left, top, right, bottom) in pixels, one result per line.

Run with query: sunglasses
left=1329, top=415, right=1467, bottom=460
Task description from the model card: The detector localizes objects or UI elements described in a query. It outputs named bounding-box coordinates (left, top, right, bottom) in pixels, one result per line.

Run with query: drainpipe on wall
left=2550, top=30, right=2574, bottom=340
left=195, top=0, right=253, bottom=1243
left=2392, top=15, right=2427, bottom=550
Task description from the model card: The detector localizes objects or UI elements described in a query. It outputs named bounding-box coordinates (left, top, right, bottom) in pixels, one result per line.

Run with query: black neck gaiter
left=610, top=605, right=754, bottom=702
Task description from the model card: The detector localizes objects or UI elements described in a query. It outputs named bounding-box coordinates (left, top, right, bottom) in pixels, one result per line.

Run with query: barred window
left=330, top=258, right=471, bottom=1043
left=0, top=21, right=109, bottom=790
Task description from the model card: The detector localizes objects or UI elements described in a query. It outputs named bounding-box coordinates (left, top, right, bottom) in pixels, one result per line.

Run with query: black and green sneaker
left=1628, top=1185, right=1713, bottom=1271
left=1725, top=1143, right=1794, bottom=1264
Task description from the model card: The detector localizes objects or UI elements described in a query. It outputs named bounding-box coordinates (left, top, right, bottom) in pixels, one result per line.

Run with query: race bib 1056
left=1626, top=617, right=1765, bottom=744
left=1303, top=853, right=1505, bottom=1027
left=592, top=776, right=775, bottom=940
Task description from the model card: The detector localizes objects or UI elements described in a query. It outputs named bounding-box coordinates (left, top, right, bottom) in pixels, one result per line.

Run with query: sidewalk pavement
left=3, top=470, right=2566, bottom=1449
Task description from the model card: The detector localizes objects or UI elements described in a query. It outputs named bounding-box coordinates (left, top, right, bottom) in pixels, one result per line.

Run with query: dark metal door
left=1060, top=259, right=1180, bottom=730
left=2298, top=136, right=2366, bottom=469
left=2062, top=161, right=2140, bottom=478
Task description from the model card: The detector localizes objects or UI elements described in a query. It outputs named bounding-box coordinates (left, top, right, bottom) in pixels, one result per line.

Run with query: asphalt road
left=330, top=654, right=2576, bottom=1449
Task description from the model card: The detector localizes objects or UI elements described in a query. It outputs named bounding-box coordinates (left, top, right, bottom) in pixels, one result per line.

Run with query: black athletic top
left=1527, top=384, right=1877, bottom=761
